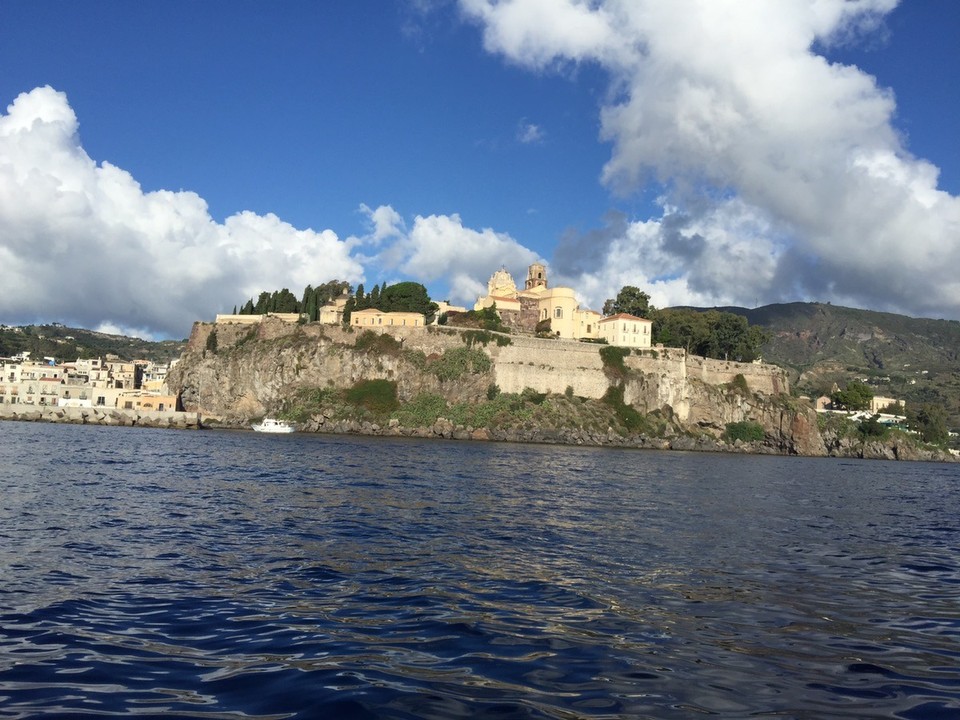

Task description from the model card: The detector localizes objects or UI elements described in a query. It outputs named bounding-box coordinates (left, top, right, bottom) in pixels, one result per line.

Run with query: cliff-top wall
left=178, top=319, right=791, bottom=429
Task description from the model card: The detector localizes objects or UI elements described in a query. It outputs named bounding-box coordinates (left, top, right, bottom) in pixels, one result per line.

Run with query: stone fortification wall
left=489, top=337, right=787, bottom=399
left=490, top=339, right=609, bottom=398
left=682, top=355, right=788, bottom=395
left=179, top=320, right=790, bottom=429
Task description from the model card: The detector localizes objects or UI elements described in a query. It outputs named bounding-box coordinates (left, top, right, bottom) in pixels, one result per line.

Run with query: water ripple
left=1, top=424, right=959, bottom=717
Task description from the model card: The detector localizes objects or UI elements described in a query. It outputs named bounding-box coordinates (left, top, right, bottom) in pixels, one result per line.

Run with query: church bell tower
left=525, top=262, right=547, bottom=291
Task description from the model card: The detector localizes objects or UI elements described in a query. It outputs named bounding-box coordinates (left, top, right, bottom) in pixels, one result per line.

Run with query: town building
left=474, top=264, right=602, bottom=341
left=350, top=308, right=426, bottom=328
left=598, top=313, right=653, bottom=349
left=0, top=355, right=176, bottom=411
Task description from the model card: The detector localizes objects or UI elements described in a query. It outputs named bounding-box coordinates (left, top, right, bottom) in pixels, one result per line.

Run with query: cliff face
left=167, top=318, right=825, bottom=454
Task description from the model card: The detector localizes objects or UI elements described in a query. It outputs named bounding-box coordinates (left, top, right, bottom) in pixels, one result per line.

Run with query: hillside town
left=0, top=351, right=177, bottom=412
left=216, top=264, right=656, bottom=348
left=0, top=265, right=911, bottom=431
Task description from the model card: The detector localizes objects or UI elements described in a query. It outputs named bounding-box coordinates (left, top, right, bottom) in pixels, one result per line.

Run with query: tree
left=652, top=308, right=768, bottom=361
left=908, top=403, right=949, bottom=445
left=378, top=282, right=439, bottom=324
left=831, top=381, right=873, bottom=411
left=342, top=296, right=355, bottom=325
left=879, top=400, right=905, bottom=416
left=603, top=286, right=654, bottom=318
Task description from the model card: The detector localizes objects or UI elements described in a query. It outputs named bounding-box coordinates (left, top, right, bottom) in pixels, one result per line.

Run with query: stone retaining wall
left=0, top=405, right=202, bottom=429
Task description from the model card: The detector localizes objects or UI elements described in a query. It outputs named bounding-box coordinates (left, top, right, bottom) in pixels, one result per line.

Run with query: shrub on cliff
left=430, top=347, right=491, bottom=381
left=354, top=330, right=402, bottom=356
left=345, top=379, right=399, bottom=416
left=724, top=421, right=765, bottom=443
left=602, top=384, right=645, bottom=433
left=394, top=393, right=447, bottom=427
left=462, top=329, right=512, bottom=348
left=727, top=373, right=750, bottom=395
left=600, top=346, right=631, bottom=380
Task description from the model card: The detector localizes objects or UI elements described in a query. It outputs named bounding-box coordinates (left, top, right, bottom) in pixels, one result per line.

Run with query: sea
left=1, top=421, right=958, bottom=719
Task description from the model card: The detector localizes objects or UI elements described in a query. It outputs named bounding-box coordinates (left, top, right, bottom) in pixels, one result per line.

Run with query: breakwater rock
left=0, top=405, right=201, bottom=429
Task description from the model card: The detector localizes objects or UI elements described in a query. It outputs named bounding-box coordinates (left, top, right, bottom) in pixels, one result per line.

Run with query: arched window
left=554, top=307, right=563, bottom=319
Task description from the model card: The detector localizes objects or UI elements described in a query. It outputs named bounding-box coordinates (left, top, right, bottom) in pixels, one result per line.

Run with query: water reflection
left=0, top=423, right=958, bottom=718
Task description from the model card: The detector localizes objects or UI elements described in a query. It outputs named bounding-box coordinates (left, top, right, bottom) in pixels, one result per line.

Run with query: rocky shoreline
left=202, top=413, right=958, bottom=463
left=0, top=405, right=201, bottom=429
left=4, top=403, right=953, bottom=463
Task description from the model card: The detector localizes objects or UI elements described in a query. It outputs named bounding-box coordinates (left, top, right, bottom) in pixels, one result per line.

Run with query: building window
left=554, top=307, right=563, bottom=319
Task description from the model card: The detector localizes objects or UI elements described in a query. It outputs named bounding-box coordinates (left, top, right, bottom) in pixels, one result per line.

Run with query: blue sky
left=1, top=1, right=958, bottom=339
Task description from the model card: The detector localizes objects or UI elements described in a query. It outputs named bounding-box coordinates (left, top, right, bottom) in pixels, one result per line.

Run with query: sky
left=1, top=0, right=958, bottom=340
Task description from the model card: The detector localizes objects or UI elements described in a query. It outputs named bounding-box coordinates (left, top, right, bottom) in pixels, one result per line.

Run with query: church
left=474, top=263, right=603, bottom=341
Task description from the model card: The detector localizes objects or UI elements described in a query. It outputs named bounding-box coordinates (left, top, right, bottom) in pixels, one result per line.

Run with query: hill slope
left=0, top=324, right=186, bottom=363
left=713, top=303, right=960, bottom=424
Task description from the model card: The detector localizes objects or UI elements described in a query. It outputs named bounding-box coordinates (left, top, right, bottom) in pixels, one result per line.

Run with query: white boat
left=251, top=418, right=295, bottom=433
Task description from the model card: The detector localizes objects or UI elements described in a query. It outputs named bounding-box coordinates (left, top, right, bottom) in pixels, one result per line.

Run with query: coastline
left=0, top=405, right=201, bottom=429
left=3, top=405, right=953, bottom=463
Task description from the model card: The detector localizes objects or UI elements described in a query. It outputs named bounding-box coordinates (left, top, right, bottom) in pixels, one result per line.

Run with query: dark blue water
left=1, top=422, right=958, bottom=719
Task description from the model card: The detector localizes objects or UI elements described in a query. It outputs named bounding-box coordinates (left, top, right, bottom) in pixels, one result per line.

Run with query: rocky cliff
left=166, top=317, right=831, bottom=455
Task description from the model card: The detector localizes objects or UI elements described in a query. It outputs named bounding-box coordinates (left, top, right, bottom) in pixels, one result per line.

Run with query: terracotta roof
left=600, top=313, right=652, bottom=323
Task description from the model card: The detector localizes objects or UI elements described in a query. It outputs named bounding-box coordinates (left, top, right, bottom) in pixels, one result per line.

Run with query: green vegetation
left=603, top=285, right=654, bottom=318
left=351, top=281, right=439, bottom=325
left=0, top=323, right=186, bottom=363
left=599, top=345, right=631, bottom=379
left=601, top=285, right=767, bottom=362
left=601, top=385, right=647, bottom=433
left=448, top=305, right=507, bottom=332
left=724, top=421, right=766, bottom=443
left=831, top=380, right=873, bottom=411
left=654, top=308, right=768, bottom=362
left=429, top=347, right=492, bottom=381
left=857, top=414, right=888, bottom=439
left=461, top=329, right=512, bottom=348
left=720, top=301, right=960, bottom=431
left=281, top=380, right=399, bottom=423
left=727, top=373, right=750, bottom=394
left=205, top=330, right=218, bottom=354
left=908, top=403, right=949, bottom=446
left=879, top=400, right=905, bottom=415
left=238, top=280, right=351, bottom=319
left=345, top=379, right=399, bottom=416
left=354, top=330, right=402, bottom=356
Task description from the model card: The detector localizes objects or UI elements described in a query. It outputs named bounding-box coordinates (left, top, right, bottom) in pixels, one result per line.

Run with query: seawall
left=0, top=405, right=202, bottom=429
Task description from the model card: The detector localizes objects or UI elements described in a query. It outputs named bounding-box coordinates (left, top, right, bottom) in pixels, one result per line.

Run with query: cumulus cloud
left=516, top=120, right=544, bottom=144
left=461, top=0, right=960, bottom=319
left=358, top=206, right=541, bottom=304
left=0, top=87, right=364, bottom=339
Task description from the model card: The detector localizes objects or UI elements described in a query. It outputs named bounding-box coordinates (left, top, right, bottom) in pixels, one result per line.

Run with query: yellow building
left=350, top=308, right=425, bottom=328
left=598, top=313, right=653, bottom=348
left=318, top=296, right=349, bottom=325
left=474, top=264, right=600, bottom=340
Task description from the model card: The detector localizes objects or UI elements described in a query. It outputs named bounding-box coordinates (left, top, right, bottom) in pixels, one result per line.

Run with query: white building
left=598, top=313, right=653, bottom=349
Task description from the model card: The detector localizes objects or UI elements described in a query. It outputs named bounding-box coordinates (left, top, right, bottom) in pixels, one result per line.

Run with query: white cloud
left=358, top=203, right=405, bottom=243
left=361, top=206, right=541, bottom=304
left=517, top=120, right=544, bottom=144
left=0, top=87, right=364, bottom=339
left=461, top=0, right=960, bottom=319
